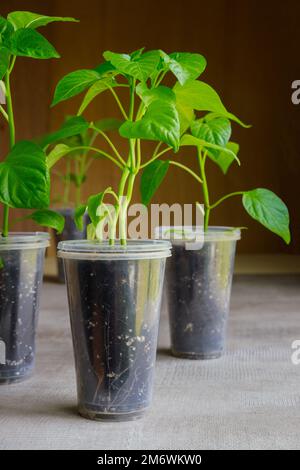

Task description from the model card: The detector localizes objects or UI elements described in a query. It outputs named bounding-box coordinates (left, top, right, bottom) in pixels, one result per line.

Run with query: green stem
left=75, top=185, right=81, bottom=206
left=63, top=159, right=71, bottom=206
left=198, top=149, right=210, bottom=231
left=128, top=79, right=136, bottom=170
left=84, top=156, right=94, bottom=172
left=169, top=160, right=203, bottom=185
left=2, top=65, right=16, bottom=236
left=0, top=105, right=8, bottom=121
left=109, top=87, right=128, bottom=120
left=2, top=206, right=9, bottom=237
left=120, top=172, right=135, bottom=245
left=109, top=167, right=130, bottom=245
left=210, top=191, right=245, bottom=210
left=136, top=139, right=141, bottom=170
left=141, top=146, right=172, bottom=169
left=8, top=56, right=16, bottom=74
left=75, top=159, right=81, bottom=206
left=108, top=79, right=137, bottom=245
left=154, top=70, right=167, bottom=87
left=129, top=78, right=136, bottom=120
left=48, top=145, right=124, bottom=170
left=5, top=72, right=15, bottom=149
left=90, top=125, right=126, bottom=166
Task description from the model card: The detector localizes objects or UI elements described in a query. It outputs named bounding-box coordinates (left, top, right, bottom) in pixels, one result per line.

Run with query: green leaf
left=161, top=51, right=207, bottom=85
left=136, top=82, right=175, bottom=106
left=191, top=115, right=231, bottom=157
left=94, top=61, right=116, bottom=75
left=30, top=209, right=65, bottom=233
left=242, top=189, right=290, bottom=244
left=0, top=141, right=49, bottom=209
left=140, top=160, right=170, bottom=206
left=51, top=69, right=101, bottom=106
left=0, top=46, right=10, bottom=79
left=174, top=80, right=249, bottom=127
left=93, top=118, right=122, bottom=132
left=47, top=144, right=72, bottom=169
left=212, top=142, right=240, bottom=174
left=9, top=28, right=60, bottom=59
left=0, top=256, right=4, bottom=269
left=74, top=204, right=87, bottom=231
left=180, top=133, right=240, bottom=164
left=0, top=16, right=14, bottom=44
left=87, top=222, right=96, bottom=240
left=88, top=192, right=106, bottom=226
left=175, top=80, right=226, bottom=111
left=7, top=11, right=78, bottom=30
left=103, top=50, right=160, bottom=81
left=130, top=48, right=145, bottom=59
left=78, top=77, right=116, bottom=114
left=41, top=116, right=89, bottom=148
left=120, top=100, right=180, bottom=151
left=176, top=101, right=195, bottom=135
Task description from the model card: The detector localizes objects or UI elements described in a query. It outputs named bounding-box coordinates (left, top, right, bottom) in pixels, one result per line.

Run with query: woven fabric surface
left=0, top=275, right=299, bottom=450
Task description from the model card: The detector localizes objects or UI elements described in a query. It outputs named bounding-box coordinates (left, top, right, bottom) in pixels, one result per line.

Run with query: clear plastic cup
left=157, top=227, right=240, bottom=359
left=0, top=233, right=50, bottom=383
left=58, top=240, right=171, bottom=421
left=53, top=208, right=89, bottom=283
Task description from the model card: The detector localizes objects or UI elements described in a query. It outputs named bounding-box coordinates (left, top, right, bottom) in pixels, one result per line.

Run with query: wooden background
left=1, top=0, right=300, bottom=254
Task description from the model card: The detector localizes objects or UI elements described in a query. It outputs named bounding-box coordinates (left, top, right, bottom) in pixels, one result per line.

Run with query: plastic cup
left=0, top=233, right=49, bottom=383
left=58, top=240, right=171, bottom=421
left=158, top=227, right=240, bottom=359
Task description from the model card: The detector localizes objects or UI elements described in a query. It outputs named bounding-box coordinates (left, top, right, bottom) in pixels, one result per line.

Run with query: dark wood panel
left=1, top=0, right=299, bottom=253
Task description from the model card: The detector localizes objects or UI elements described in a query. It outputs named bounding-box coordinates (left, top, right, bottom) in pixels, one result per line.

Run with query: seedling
left=51, top=48, right=290, bottom=244
left=41, top=117, right=121, bottom=207
left=0, top=10, right=78, bottom=237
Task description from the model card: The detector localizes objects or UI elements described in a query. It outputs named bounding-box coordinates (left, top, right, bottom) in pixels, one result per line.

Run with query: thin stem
left=5, top=72, right=15, bottom=150
left=153, top=142, right=162, bottom=157
left=0, top=105, right=8, bottom=121
left=75, top=158, right=82, bottom=206
left=2, top=206, right=9, bottom=236
left=63, top=159, right=71, bottom=206
left=154, top=70, right=167, bottom=87
left=169, top=160, right=203, bottom=185
left=48, top=145, right=124, bottom=170
left=109, top=167, right=130, bottom=245
left=91, top=125, right=126, bottom=166
left=84, top=157, right=94, bottom=172
left=109, top=87, right=128, bottom=120
left=198, top=149, right=210, bottom=230
left=79, top=128, right=98, bottom=177
left=135, top=102, right=145, bottom=121
left=128, top=79, right=136, bottom=170
left=120, top=172, right=135, bottom=245
left=129, top=78, right=136, bottom=120
left=136, top=139, right=141, bottom=170
left=8, top=56, right=16, bottom=74
left=2, top=66, right=16, bottom=236
left=210, top=191, right=245, bottom=210
left=141, top=146, right=172, bottom=169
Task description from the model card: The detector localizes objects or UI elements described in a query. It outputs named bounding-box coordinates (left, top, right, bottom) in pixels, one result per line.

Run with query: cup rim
left=0, top=232, right=50, bottom=250
left=155, top=226, right=241, bottom=242
left=57, top=239, right=172, bottom=260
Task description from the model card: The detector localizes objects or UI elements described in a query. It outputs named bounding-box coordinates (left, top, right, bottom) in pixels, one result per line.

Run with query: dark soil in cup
left=63, top=256, right=165, bottom=421
left=164, top=240, right=236, bottom=359
left=0, top=248, right=46, bottom=383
